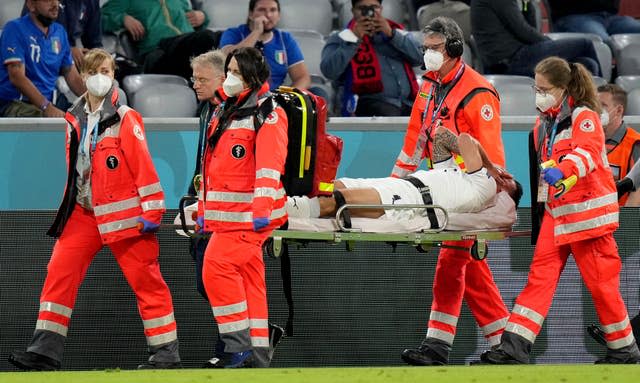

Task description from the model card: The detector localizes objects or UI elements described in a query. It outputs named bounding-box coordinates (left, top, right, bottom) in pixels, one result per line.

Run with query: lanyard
left=421, top=62, right=465, bottom=126
left=80, top=121, right=98, bottom=155
left=545, top=117, right=560, bottom=160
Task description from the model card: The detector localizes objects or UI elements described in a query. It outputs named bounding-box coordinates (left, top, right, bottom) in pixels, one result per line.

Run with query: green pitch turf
left=1, top=365, right=639, bottom=383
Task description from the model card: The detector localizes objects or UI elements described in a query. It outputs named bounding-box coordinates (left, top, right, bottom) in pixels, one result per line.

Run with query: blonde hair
left=190, top=49, right=226, bottom=74
left=80, top=48, right=115, bottom=74
left=534, top=56, right=601, bottom=113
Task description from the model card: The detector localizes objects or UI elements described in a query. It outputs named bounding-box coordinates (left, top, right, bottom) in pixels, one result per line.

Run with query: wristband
left=40, top=100, right=50, bottom=111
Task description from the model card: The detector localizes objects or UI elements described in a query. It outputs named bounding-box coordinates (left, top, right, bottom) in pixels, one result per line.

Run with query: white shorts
left=339, top=168, right=496, bottom=221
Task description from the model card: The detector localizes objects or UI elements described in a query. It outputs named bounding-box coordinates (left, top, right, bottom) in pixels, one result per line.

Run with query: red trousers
left=32, top=205, right=178, bottom=357
left=427, top=240, right=509, bottom=346
left=203, top=230, right=270, bottom=365
left=506, top=211, right=633, bottom=348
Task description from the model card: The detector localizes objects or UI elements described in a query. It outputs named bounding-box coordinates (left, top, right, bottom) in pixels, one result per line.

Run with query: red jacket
left=48, top=88, right=165, bottom=244
left=607, top=126, right=640, bottom=205
left=392, top=59, right=505, bottom=177
left=199, top=83, right=288, bottom=233
left=534, top=102, right=618, bottom=245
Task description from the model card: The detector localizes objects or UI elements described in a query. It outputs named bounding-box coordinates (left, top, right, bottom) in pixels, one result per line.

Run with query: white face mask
left=535, top=92, right=557, bottom=112
left=423, top=49, right=444, bottom=72
left=600, top=110, right=610, bottom=126
left=85, top=73, right=113, bottom=98
left=223, top=72, right=245, bottom=97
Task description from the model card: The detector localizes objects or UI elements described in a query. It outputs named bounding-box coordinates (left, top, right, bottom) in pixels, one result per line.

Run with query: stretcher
left=176, top=196, right=530, bottom=261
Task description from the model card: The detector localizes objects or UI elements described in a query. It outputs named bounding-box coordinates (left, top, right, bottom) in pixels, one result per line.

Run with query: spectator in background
left=22, top=0, right=103, bottom=68
left=101, top=0, right=220, bottom=80
left=413, top=0, right=470, bottom=9
left=0, top=0, right=85, bottom=117
left=219, top=0, right=311, bottom=91
left=597, top=84, right=640, bottom=206
left=549, top=0, right=640, bottom=46
left=471, top=0, right=602, bottom=77
left=321, top=0, right=422, bottom=117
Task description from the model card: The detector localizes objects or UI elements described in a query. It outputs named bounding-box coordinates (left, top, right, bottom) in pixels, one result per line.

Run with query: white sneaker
left=286, top=196, right=311, bottom=218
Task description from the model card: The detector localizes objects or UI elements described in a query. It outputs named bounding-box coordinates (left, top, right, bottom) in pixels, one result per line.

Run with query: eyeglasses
left=421, top=42, right=445, bottom=53
left=532, top=85, right=555, bottom=96
left=190, top=76, right=211, bottom=85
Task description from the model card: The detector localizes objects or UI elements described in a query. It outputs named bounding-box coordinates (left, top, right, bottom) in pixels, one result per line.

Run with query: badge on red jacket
left=231, top=144, right=246, bottom=159
left=106, top=155, right=119, bottom=169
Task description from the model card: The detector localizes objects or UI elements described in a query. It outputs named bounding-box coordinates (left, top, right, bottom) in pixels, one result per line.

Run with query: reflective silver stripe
left=429, top=311, right=458, bottom=327
left=270, top=205, right=287, bottom=220
left=426, top=328, right=454, bottom=345
left=228, top=118, right=254, bottom=131
left=141, top=199, right=165, bottom=212
left=198, top=191, right=203, bottom=201
left=206, top=191, right=253, bottom=203
left=505, top=322, right=537, bottom=343
left=218, top=318, right=250, bottom=334
left=143, top=313, right=175, bottom=330
left=96, top=125, right=121, bottom=142
left=94, top=197, right=140, bottom=216
left=602, top=317, right=630, bottom=334
left=254, top=187, right=280, bottom=200
left=487, top=334, right=502, bottom=347
left=256, top=168, right=281, bottom=181
left=40, top=301, right=72, bottom=318
left=554, top=128, right=572, bottom=142
left=512, top=304, right=544, bottom=326
left=204, top=210, right=252, bottom=223
left=481, top=317, right=508, bottom=336
left=392, top=165, right=410, bottom=178
left=138, top=182, right=163, bottom=197
left=397, top=150, right=412, bottom=163
left=147, top=329, right=178, bottom=346
left=36, top=319, right=68, bottom=337
left=212, top=301, right=248, bottom=317
left=564, top=154, right=587, bottom=177
left=249, top=318, right=269, bottom=329
left=608, top=332, right=636, bottom=349
left=555, top=212, right=618, bottom=236
left=251, top=336, right=269, bottom=348
left=575, top=147, right=595, bottom=172
left=551, top=193, right=618, bottom=218
left=98, top=217, right=139, bottom=234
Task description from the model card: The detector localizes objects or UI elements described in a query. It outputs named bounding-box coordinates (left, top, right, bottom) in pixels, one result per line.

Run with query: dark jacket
left=470, top=0, right=548, bottom=69
left=549, top=0, right=619, bottom=20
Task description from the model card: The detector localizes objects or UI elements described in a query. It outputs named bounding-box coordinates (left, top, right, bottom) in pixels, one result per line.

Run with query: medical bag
left=257, top=87, right=343, bottom=197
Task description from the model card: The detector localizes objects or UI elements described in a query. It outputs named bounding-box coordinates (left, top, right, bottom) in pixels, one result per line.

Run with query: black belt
left=403, top=176, right=439, bottom=230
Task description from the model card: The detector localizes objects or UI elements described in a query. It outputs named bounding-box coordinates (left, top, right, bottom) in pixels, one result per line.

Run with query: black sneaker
left=202, top=356, right=223, bottom=368
left=8, top=350, right=60, bottom=371
left=587, top=324, right=607, bottom=346
left=137, top=360, right=182, bottom=369
left=595, top=354, right=640, bottom=364
left=400, top=344, right=447, bottom=366
left=480, top=349, right=522, bottom=365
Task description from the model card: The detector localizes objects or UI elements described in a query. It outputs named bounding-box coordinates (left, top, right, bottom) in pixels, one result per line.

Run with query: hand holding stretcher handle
left=540, top=159, right=577, bottom=198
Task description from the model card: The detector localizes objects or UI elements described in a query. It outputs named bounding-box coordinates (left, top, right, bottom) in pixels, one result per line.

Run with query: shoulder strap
left=253, top=96, right=276, bottom=132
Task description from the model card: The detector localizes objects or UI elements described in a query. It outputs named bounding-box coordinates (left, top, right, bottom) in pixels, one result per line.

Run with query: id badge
left=537, top=177, right=549, bottom=203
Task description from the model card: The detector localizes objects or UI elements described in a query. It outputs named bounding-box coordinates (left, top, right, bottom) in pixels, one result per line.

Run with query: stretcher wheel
left=416, top=243, right=432, bottom=253
left=470, top=241, right=488, bottom=261
left=263, top=238, right=283, bottom=258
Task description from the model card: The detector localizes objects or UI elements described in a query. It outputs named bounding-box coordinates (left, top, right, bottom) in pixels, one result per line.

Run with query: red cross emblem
left=481, top=104, right=493, bottom=121
left=580, top=119, right=595, bottom=132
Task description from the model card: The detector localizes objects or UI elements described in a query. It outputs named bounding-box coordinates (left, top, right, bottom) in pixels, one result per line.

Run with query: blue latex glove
left=195, top=216, right=205, bottom=234
left=253, top=217, right=270, bottom=231
left=137, top=217, right=160, bottom=233
left=542, top=167, right=564, bottom=186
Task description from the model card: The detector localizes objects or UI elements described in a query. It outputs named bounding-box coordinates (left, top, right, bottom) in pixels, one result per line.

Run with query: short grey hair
left=422, top=16, right=463, bottom=44
left=190, top=49, right=226, bottom=73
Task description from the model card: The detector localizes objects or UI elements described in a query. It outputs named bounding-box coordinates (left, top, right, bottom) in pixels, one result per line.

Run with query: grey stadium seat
left=286, top=30, right=326, bottom=78
left=615, top=75, right=640, bottom=92
left=417, top=1, right=471, bottom=43
left=484, top=75, right=537, bottom=116
left=616, top=43, right=640, bottom=76
left=610, top=33, right=640, bottom=60
left=591, top=76, right=608, bottom=87
left=122, top=74, right=189, bottom=99
left=279, top=0, right=333, bottom=36
left=545, top=32, right=613, bottom=82
left=131, top=83, right=197, bottom=117
left=203, top=0, right=248, bottom=30
left=0, top=0, right=22, bottom=29
left=625, top=88, right=640, bottom=115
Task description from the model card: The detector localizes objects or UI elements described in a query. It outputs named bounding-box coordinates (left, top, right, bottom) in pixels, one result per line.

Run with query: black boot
left=480, top=348, right=522, bottom=365
left=400, top=339, right=449, bottom=366
left=587, top=324, right=607, bottom=346
left=595, top=343, right=640, bottom=364
left=8, top=350, right=61, bottom=371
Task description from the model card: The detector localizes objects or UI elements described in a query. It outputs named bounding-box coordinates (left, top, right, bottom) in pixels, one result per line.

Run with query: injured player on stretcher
left=286, top=127, right=523, bottom=232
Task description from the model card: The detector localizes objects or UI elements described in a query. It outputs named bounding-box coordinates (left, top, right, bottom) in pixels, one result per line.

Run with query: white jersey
left=339, top=166, right=497, bottom=221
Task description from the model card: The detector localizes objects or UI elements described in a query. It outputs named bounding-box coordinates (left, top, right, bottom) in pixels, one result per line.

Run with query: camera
left=360, top=5, right=376, bottom=18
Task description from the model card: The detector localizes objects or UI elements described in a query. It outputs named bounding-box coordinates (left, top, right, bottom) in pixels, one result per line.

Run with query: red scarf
left=348, top=19, right=419, bottom=98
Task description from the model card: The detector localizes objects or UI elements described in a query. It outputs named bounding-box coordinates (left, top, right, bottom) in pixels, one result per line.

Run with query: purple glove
left=137, top=217, right=160, bottom=233
left=542, top=167, right=564, bottom=186
left=253, top=217, right=270, bottom=231
left=195, top=216, right=205, bottom=234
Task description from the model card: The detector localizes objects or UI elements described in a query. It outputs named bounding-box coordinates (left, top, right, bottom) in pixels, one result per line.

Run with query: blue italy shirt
left=220, top=25, right=304, bottom=90
left=0, top=15, right=73, bottom=102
